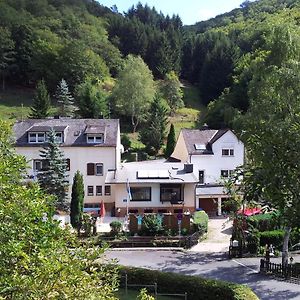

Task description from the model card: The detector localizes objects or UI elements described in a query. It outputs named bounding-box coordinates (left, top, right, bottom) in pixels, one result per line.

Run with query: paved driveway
left=106, top=250, right=300, bottom=300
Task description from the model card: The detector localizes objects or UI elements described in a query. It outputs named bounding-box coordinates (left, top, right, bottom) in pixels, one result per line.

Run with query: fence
left=260, top=259, right=300, bottom=279
left=123, top=273, right=188, bottom=300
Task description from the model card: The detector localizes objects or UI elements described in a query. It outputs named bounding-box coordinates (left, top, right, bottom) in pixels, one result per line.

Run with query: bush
left=120, top=267, right=258, bottom=300
left=247, top=233, right=260, bottom=254
left=110, top=221, right=122, bottom=235
left=258, top=230, right=285, bottom=249
left=193, top=211, right=209, bottom=235
left=140, top=215, right=164, bottom=236
left=121, top=134, right=131, bottom=151
left=246, top=212, right=279, bottom=232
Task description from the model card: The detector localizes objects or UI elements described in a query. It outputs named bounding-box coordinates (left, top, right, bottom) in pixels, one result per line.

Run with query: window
left=55, top=132, right=63, bottom=143
left=33, top=159, right=43, bottom=171
left=130, top=187, right=151, bottom=202
left=87, top=134, right=104, bottom=144
left=87, top=186, right=94, bottom=196
left=160, top=184, right=182, bottom=204
left=222, top=148, right=234, bottom=156
left=199, top=170, right=205, bottom=184
left=104, top=185, right=111, bottom=196
left=144, top=209, right=153, bottom=213
left=221, top=170, right=234, bottom=178
left=87, top=163, right=104, bottom=176
left=96, top=185, right=102, bottom=196
left=95, top=163, right=103, bottom=176
left=28, top=132, right=45, bottom=143
left=66, top=159, right=70, bottom=171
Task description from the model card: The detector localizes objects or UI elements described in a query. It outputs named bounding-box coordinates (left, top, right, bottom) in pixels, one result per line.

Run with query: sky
left=98, top=0, right=245, bottom=25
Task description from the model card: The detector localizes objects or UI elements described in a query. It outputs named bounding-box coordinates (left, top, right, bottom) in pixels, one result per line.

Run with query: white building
left=171, top=128, right=244, bottom=216
left=13, top=118, right=122, bottom=214
left=105, top=160, right=198, bottom=217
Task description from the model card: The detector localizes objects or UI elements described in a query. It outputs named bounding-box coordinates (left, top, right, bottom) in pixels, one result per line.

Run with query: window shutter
left=87, top=163, right=95, bottom=175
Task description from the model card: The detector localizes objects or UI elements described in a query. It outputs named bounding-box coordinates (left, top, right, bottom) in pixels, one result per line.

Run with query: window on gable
left=87, top=163, right=104, bottom=176
left=222, top=148, right=234, bottom=156
left=55, top=132, right=63, bottom=143
left=199, top=170, right=205, bottom=184
left=221, top=170, right=234, bottom=178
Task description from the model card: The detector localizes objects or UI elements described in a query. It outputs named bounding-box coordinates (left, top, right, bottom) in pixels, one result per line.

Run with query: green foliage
left=0, top=120, right=119, bottom=299
left=76, top=77, right=109, bottom=118
left=112, top=55, right=156, bottom=132
left=246, top=212, right=280, bottom=232
left=70, top=170, right=84, bottom=229
left=139, top=95, right=169, bottom=155
left=55, top=79, right=75, bottom=117
left=120, top=267, right=259, bottom=300
left=192, top=211, right=209, bottom=235
left=258, top=230, right=285, bottom=249
left=110, top=221, right=123, bottom=235
left=38, top=129, right=69, bottom=212
left=136, top=288, right=155, bottom=300
left=140, top=215, right=164, bottom=236
left=29, top=79, right=51, bottom=119
left=246, top=233, right=260, bottom=254
left=164, top=123, right=176, bottom=158
left=159, top=71, right=184, bottom=114
left=121, top=134, right=131, bottom=151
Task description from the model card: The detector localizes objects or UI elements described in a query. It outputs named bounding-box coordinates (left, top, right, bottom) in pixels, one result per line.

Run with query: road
left=106, top=250, right=300, bottom=300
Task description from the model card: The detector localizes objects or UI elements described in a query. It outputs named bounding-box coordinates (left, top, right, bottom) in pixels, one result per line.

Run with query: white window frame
left=33, top=159, right=43, bottom=171
left=29, top=132, right=46, bottom=144
left=54, top=132, right=63, bottom=143
left=222, top=148, right=234, bottom=156
left=96, top=185, right=102, bottom=196
left=221, top=169, right=234, bottom=178
left=87, top=186, right=94, bottom=196
left=86, top=134, right=104, bottom=144
left=95, top=163, right=103, bottom=176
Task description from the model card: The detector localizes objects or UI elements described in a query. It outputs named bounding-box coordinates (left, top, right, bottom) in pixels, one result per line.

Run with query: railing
left=123, top=273, right=188, bottom=300
left=260, top=259, right=300, bottom=279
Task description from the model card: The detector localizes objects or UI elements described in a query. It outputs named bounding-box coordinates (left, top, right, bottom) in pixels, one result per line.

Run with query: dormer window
left=87, top=134, right=103, bottom=144
left=54, top=132, right=63, bottom=143
left=28, top=132, right=46, bottom=143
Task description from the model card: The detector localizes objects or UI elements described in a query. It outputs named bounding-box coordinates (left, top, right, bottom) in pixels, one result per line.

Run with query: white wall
left=114, top=183, right=195, bottom=208
left=17, top=146, right=118, bottom=204
left=191, top=131, right=244, bottom=184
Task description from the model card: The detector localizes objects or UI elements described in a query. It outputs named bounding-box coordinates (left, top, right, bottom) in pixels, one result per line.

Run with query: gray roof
left=106, top=160, right=198, bottom=184
left=13, top=118, right=119, bottom=147
left=181, top=129, right=229, bottom=155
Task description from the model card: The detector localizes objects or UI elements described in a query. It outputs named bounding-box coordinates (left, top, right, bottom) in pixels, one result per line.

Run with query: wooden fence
left=260, top=259, right=300, bottom=279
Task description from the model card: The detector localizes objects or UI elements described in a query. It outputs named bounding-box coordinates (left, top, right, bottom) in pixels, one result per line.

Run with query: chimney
left=201, top=123, right=209, bottom=130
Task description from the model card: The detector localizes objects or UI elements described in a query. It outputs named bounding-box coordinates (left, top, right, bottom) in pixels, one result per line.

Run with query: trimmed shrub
left=110, top=221, right=122, bottom=236
left=193, top=211, right=209, bottom=234
left=258, top=230, right=285, bottom=249
left=120, top=267, right=258, bottom=300
left=246, top=212, right=279, bottom=232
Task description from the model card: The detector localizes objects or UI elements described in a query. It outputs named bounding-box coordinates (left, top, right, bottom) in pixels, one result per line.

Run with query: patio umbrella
left=100, top=200, right=106, bottom=222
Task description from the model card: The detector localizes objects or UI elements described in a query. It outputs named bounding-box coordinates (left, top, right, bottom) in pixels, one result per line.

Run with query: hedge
left=120, top=267, right=258, bottom=300
left=258, top=230, right=285, bottom=249
left=193, top=211, right=209, bottom=234
left=246, top=213, right=279, bottom=232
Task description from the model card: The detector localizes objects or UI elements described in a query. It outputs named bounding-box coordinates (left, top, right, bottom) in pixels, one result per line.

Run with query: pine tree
left=38, top=129, right=69, bottom=212
left=29, top=79, right=51, bottom=119
left=139, top=95, right=169, bottom=155
left=165, top=123, right=176, bottom=158
left=70, top=170, right=84, bottom=229
left=55, top=79, right=75, bottom=117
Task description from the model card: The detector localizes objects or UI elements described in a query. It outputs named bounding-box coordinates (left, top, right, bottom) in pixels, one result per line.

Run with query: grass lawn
left=0, top=87, right=33, bottom=120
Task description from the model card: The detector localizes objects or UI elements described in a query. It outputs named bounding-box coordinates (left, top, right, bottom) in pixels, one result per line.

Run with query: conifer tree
left=70, top=171, right=84, bottom=229
left=165, top=123, right=176, bottom=158
left=55, top=79, right=75, bottom=117
left=139, top=95, right=169, bottom=155
left=38, top=129, right=69, bottom=212
left=29, top=79, right=51, bottom=119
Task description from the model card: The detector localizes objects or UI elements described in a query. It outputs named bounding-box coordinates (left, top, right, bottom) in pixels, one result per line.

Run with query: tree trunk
left=132, top=116, right=139, bottom=133
left=282, top=226, right=291, bottom=266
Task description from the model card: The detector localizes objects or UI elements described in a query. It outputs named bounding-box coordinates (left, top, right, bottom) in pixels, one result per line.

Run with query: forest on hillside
left=0, top=0, right=300, bottom=133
